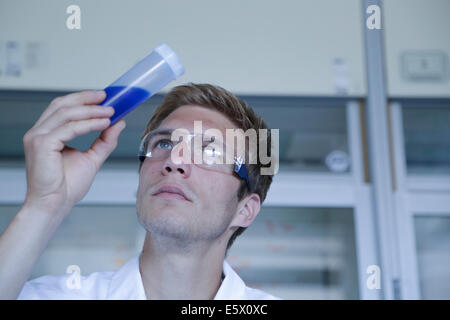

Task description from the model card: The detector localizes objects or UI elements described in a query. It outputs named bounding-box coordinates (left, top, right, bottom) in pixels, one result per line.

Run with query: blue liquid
left=99, top=86, right=151, bottom=125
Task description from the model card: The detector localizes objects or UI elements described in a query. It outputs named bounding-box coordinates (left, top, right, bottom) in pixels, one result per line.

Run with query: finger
left=86, top=120, right=127, bottom=169
left=44, top=118, right=112, bottom=151
left=35, top=90, right=106, bottom=127
left=33, top=104, right=115, bottom=134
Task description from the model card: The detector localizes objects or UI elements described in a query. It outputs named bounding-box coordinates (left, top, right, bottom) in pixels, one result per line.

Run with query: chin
left=139, top=208, right=196, bottom=242
left=140, top=200, right=191, bottom=223
left=148, top=197, right=191, bottom=211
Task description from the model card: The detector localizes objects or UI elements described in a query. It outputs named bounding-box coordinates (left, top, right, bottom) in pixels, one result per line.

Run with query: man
left=0, top=83, right=278, bottom=299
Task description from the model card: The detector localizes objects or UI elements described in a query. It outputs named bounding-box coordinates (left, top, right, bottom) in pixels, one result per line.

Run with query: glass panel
left=1, top=205, right=359, bottom=298
left=0, top=205, right=144, bottom=279
left=227, top=207, right=359, bottom=299
left=402, top=106, right=450, bottom=175
left=0, top=92, right=160, bottom=163
left=414, top=216, right=450, bottom=299
left=0, top=92, right=350, bottom=174
left=253, top=102, right=350, bottom=174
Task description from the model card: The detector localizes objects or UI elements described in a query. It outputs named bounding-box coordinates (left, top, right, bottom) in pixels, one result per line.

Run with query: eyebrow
left=153, top=125, right=229, bottom=134
left=149, top=128, right=175, bottom=136
left=148, top=127, right=227, bottom=143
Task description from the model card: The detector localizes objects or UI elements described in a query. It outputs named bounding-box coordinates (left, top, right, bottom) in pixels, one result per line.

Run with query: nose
left=161, top=154, right=191, bottom=178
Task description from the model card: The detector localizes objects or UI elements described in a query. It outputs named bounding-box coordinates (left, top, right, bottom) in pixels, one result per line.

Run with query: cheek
left=199, top=173, right=240, bottom=207
left=136, top=178, right=146, bottom=216
left=139, top=162, right=160, bottom=188
left=137, top=165, right=159, bottom=206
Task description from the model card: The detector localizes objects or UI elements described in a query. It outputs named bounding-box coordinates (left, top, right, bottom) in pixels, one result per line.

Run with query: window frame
left=390, top=101, right=450, bottom=299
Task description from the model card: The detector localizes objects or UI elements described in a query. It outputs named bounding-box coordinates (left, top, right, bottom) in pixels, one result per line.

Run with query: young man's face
left=136, top=105, right=245, bottom=247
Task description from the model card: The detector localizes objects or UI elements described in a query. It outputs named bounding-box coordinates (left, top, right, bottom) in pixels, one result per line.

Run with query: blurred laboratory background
left=0, top=0, right=449, bottom=299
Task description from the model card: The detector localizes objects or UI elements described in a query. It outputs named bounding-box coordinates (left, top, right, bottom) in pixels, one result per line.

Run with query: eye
left=204, top=146, right=222, bottom=158
left=154, top=139, right=173, bottom=150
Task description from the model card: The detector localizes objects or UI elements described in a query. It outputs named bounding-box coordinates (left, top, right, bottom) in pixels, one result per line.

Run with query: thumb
left=87, top=120, right=126, bottom=169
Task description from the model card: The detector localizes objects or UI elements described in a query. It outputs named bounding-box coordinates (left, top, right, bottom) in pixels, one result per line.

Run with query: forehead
left=157, top=105, right=238, bottom=133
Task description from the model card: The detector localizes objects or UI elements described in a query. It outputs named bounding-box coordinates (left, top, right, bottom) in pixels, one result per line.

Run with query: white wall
left=0, top=0, right=366, bottom=96
left=384, top=0, right=450, bottom=98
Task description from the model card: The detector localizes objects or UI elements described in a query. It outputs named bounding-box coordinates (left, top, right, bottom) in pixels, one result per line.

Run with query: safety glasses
left=138, top=128, right=251, bottom=189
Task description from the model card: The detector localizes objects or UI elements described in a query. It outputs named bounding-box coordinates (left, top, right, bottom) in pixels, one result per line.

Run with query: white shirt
left=17, top=255, right=280, bottom=300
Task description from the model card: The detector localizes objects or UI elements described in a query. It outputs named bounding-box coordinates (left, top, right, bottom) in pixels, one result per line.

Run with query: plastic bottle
left=99, top=43, right=184, bottom=125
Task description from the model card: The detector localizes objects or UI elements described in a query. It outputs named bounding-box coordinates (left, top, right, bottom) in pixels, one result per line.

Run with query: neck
left=138, top=232, right=227, bottom=300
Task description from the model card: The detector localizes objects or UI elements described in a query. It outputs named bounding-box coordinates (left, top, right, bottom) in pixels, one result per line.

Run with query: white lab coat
left=17, top=255, right=280, bottom=300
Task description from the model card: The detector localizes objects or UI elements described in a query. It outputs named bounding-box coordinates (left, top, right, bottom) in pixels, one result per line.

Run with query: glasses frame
left=138, top=129, right=251, bottom=190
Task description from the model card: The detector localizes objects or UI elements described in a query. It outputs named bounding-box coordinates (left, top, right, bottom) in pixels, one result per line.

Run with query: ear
left=231, top=193, right=261, bottom=228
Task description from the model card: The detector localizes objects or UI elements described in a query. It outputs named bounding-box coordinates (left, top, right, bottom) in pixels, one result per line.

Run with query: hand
left=22, top=90, right=126, bottom=217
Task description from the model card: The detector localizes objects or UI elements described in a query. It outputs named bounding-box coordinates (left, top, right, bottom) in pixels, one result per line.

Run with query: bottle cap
left=154, top=43, right=185, bottom=79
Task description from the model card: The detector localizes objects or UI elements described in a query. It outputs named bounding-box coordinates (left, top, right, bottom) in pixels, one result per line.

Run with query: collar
left=106, top=255, right=246, bottom=300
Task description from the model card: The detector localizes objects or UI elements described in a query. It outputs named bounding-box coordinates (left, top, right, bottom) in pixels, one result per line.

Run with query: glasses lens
left=138, top=131, right=245, bottom=173
left=138, top=131, right=176, bottom=159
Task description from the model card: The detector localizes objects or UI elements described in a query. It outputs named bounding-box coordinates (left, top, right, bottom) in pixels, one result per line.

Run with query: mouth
left=152, top=184, right=191, bottom=202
